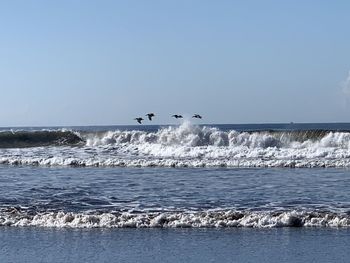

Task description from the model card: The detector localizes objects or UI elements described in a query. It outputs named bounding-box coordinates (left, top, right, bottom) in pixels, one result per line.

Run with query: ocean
left=0, top=122, right=350, bottom=262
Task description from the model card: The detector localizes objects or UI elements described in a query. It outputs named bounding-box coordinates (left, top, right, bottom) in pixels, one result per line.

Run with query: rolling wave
left=1, top=209, right=349, bottom=228
left=0, top=130, right=83, bottom=148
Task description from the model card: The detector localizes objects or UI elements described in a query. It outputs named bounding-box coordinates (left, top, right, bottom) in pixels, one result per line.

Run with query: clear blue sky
left=0, top=0, right=349, bottom=126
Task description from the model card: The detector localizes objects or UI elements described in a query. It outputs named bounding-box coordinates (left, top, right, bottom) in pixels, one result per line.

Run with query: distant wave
left=1, top=209, right=349, bottom=228
left=0, top=130, right=83, bottom=148
left=1, top=122, right=350, bottom=167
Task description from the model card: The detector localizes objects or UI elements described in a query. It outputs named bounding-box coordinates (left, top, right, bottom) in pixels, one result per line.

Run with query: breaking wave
left=1, top=122, right=350, bottom=168
left=1, top=209, right=349, bottom=228
left=84, top=123, right=350, bottom=148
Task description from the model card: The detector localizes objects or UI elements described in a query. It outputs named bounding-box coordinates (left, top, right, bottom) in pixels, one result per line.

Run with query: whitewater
left=0, top=164, right=349, bottom=229
left=1, top=121, right=350, bottom=168
left=1, top=122, right=350, bottom=230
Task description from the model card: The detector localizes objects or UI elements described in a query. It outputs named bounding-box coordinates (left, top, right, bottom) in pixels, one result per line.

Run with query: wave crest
left=85, top=122, right=283, bottom=148
left=84, top=122, right=350, bottom=150
left=1, top=209, right=349, bottom=228
left=0, top=130, right=83, bottom=148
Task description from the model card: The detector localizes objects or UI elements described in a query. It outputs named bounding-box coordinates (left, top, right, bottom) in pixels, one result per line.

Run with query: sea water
left=0, top=122, right=350, bottom=262
left=1, top=228, right=350, bottom=263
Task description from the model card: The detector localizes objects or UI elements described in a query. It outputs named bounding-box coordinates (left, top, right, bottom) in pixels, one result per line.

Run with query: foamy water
left=1, top=123, right=350, bottom=229
left=1, top=122, right=350, bottom=168
left=0, top=164, right=349, bottom=229
left=1, top=210, right=349, bottom=228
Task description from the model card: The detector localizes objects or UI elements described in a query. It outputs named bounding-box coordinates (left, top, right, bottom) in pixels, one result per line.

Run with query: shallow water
left=0, top=166, right=349, bottom=228
left=1, top=228, right=349, bottom=263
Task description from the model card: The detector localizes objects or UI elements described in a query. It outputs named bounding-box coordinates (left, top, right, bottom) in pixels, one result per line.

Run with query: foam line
left=1, top=209, right=349, bottom=228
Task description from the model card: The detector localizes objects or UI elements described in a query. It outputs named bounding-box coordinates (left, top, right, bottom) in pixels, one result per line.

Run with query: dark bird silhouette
left=172, top=114, right=183, bottom=119
left=146, top=113, right=155, bottom=121
left=134, top=117, right=144, bottom=124
left=192, top=114, right=202, bottom=119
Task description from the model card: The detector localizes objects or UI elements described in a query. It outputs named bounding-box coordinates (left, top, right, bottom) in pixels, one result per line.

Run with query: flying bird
left=172, top=114, right=183, bottom=119
left=192, top=114, right=202, bottom=119
left=134, top=117, right=144, bottom=124
left=146, top=113, right=155, bottom=121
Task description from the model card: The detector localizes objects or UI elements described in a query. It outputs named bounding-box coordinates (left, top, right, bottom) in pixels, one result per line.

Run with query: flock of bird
left=134, top=113, right=202, bottom=124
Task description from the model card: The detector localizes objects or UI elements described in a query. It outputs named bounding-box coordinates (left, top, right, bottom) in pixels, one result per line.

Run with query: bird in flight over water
left=146, top=113, right=155, bottom=121
left=192, top=114, right=202, bottom=119
left=172, top=114, right=183, bottom=119
left=134, top=117, right=144, bottom=124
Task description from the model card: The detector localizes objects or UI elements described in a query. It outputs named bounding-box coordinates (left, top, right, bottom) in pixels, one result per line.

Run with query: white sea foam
left=84, top=122, right=282, bottom=148
left=1, top=122, right=350, bottom=168
left=1, top=210, right=349, bottom=228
